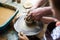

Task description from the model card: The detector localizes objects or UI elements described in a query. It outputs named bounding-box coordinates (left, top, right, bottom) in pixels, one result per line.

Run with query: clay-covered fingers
left=28, top=9, right=42, bottom=21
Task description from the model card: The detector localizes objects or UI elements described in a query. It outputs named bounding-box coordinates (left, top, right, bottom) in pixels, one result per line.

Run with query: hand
left=27, top=7, right=52, bottom=21
left=18, top=32, right=29, bottom=40
left=27, top=8, right=45, bottom=21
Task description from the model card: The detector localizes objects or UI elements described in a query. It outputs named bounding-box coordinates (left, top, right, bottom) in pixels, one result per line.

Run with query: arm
left=28, top=7, right=53, bottom=21
left=31, top=0, right=47, bottom=9
left=38, top=7, right=52, bottom=16
left=41, top=16, right=58, bottom=24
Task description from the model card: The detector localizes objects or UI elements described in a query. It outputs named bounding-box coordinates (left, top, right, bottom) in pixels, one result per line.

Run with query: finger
left=21, top=32, right=26, bottom=36
left=18, top=32, right=23, bottom=37
left=26, top=13, right=32, bottom=21
left=27, top=12, right=32, bottom=17
left=18, top=32, right=29, bottom=40
left=27, top=9, right=31, bottom=14
left=20, top=32, right=23, bottom=34
left=27, top=9, right=34, bottom=14
left=18, top=33, right=23, bottom=39
left=20, top=32, right=27, bottom=37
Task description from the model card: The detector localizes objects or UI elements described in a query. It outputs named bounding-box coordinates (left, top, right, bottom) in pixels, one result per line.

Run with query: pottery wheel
left=14, top=15, right=43, bottom=36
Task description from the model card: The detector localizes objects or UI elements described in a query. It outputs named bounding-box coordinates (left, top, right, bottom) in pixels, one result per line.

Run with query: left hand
left=18, top=32, right=29, bottom=40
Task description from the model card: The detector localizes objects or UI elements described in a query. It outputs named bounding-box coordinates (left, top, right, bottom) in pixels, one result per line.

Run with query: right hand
left=27, top=7, right=52, bottom=21
left=27, top=8, right=46, bottom=21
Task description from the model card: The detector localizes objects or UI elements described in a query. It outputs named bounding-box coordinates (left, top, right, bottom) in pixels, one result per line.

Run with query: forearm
left=38, top=7, right=53, bottom=16
left=41, top=16, right=58, bottom=24
left=31, top=0, right=47, bottom=9
left=36, top=0, right=47, bottom=7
